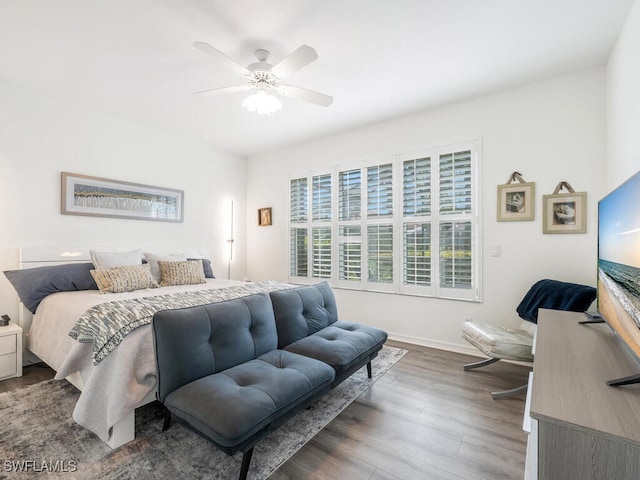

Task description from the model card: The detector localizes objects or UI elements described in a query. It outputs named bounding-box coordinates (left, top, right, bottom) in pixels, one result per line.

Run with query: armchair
left=462, top=279, right=596, bottom=399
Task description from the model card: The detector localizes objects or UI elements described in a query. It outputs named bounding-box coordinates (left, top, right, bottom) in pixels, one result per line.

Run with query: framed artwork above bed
left=61, top=172, right=184, bottom=223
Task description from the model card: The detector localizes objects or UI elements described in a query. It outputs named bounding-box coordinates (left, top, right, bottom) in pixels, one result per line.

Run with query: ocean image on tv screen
left=599, top=261, right=640, bottom=327
left=598, top=172, right=640, bottom=332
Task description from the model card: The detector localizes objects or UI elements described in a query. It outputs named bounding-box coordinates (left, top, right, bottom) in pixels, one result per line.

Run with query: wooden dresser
left=527, top=309, right=640, bottom=479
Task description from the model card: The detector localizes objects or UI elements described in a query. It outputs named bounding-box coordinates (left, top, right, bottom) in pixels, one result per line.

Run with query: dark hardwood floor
left=0, top=341, right=530, bottom=480
left=269, top=340, right=530, bottom=480
left=0, top=362, right=55, bottom=393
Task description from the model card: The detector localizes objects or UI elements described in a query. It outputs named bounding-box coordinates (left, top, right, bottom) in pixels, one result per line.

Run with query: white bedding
left=29, top=279, right=245, bottom=442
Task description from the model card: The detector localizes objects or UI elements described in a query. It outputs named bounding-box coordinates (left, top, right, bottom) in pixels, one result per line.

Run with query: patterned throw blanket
left=69, top=281, right=294, bottom=364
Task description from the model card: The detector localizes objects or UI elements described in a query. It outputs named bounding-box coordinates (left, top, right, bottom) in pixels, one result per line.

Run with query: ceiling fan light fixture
left=193, top=42, right=332, bottom=110
left=242, top=90, right=282, bottom=116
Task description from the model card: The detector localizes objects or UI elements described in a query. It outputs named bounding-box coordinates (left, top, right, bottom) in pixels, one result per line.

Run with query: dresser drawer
left=0, top=334, right=16, bottom=356
left=0, top=352, right=17, bottom=378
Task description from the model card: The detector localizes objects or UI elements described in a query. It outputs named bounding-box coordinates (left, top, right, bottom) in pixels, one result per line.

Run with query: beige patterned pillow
left=158, top=260, right=206, bottom=287
left=91, top=264, right=159, bottom=294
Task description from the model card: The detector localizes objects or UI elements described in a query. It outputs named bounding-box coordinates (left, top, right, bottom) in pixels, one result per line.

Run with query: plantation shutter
left=288, top=140, right=479, bottom=300
left=290, top=177, right=308, bottom=223
left=290, top=228, right=308, bottom=277
left=289, top=177, right=309, bottom=278
left=339, top=226, right=361, bottom=281
left=439, top=221, right=472, bottom=289
left=403, top=223, right=431, bottom=286
left=439, top=151, right=472, bottom=214
left=339, top=169, right=361, bottom=221
left=312, top=174, right=331, bottom=221
left=402, top=156, right=432, bottom=288
left=312, top=227, right=332, bottom=278
left=367, top=224, right=393, bottom=283
left=438, top=149, right=473, bottom=291
left=403, top=157, right=431, bottom=217
left=367, top=164, right=393, bottom=218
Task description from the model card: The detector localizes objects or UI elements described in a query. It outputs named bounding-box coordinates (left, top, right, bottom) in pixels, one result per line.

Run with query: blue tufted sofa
left=270, top=281, right=388, bottom=387
left=152, top=282, right=387, bottom=480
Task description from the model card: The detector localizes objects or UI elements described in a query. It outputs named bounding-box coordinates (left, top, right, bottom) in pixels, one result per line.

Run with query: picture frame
left=497, top=182, right=535, bottom=221
left=258, top=207, right=272, bottom=226
left=543, top=191, right=587, bottom=234
left=61, top=172, right=184, bottom=223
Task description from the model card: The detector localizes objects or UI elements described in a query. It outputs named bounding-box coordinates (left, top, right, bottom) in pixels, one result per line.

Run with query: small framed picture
left=543, top=192, right=586, bottom=234
left=258, top=207, right=272, bottom=226
left=497, top=182, right=535, bottom=221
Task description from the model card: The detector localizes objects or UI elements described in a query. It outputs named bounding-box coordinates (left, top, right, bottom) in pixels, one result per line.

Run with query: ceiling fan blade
left=193, top=85, right=251, bottom=96
left=270, top=45, right=318, bottom=79
left=193, top=42, right=250, bottom=76
left=279, top=84, right=333, bottom=107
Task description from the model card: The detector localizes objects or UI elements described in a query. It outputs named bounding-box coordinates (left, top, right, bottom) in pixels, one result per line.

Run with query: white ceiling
left=0, top=1, right=634, bottom=157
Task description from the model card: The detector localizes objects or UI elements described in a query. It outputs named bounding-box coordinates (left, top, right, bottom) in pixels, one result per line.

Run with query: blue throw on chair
left=516, top=279, right=596, bottom=323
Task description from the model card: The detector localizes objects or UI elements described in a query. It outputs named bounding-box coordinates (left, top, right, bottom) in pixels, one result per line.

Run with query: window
left=312, top=227, right=332, bottom=278
left=403, top=156, right=431, bottom=217
left=367, top=164, right=393, bottom=218
left=312, top=174, right=331, bottom=221
left=367, top=224, right=393, bottom=283
left=339, top=169, right=361, bottom=221
left=289, top=139, right=481, bottom=301
left=402, top=156, right=432, bottom=288
left=290, top=178, right=308, bottom=277
left=290, top=177, right=308, bottom=223
left=403, top=222, right=431, bottom=286
left=338, top=169, right=361, bottom=282
left=339, top=226, right=361, bottom=281
left=290, top=227, right=308, bottom=277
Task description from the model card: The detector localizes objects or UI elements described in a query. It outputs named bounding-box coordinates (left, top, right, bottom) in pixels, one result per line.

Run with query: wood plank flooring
left=0, top=362, right=54, bottom=393
left=0, top=341, right=530, bottom=480
left=269, top=341, right=530, bottom=480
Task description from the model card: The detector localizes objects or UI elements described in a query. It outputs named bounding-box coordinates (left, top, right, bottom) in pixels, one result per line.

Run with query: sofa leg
left=366, top=361, right=372, bottom=378
left=239, top=448, right=254, bottom=480
left=162, top=410, right=172, bottom=432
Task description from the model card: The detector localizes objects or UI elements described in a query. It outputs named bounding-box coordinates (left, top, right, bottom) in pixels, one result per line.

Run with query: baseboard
left=388, top=332, right=480, bottom=356
left=387, top=332, right=533, bottom=367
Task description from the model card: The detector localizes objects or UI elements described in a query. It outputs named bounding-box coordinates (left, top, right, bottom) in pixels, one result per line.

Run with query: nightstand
left=0, top=323, right=22, bottom=380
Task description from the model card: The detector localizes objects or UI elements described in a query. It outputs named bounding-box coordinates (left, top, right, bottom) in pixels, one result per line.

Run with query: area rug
left=0, top=346, right=406, bottom=479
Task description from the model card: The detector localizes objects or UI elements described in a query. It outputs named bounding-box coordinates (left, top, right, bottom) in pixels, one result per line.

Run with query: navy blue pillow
left=187, top=258, right=215, bottom=279
left=4, top=263, right=98, bottom=314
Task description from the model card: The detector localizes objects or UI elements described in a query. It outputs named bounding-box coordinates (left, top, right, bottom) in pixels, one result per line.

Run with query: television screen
left=598, top=169, right=640, bottom=383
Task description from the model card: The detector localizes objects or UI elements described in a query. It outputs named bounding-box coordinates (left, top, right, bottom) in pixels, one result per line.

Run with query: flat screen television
left=597, top=169, right=640, bottom=386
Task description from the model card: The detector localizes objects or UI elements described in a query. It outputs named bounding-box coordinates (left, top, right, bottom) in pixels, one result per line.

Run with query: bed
left=8, top=246, right=290, bottom=449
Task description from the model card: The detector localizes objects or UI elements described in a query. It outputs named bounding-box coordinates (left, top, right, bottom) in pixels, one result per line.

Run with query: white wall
left=0, top=80, right=247, bottom=322
left=246, top=68, right=606, bottom=353
left=607, top=0, right=640, bottom=188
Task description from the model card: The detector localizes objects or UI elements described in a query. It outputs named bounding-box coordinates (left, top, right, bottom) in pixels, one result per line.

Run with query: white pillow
left=90, top=249, right=143, bottom=270
left=143, top=252, right=187, bottom=282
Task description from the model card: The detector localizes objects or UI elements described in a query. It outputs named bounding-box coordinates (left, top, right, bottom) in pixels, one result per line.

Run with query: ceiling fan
left=192, top=42, right=333, bottom=114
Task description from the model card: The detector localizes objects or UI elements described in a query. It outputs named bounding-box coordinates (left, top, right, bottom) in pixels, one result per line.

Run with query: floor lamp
left=227, top=200, right=234, bottom=280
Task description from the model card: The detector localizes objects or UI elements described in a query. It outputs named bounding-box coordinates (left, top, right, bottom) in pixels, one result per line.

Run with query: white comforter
left=29, top=279, right=244, bottom=441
